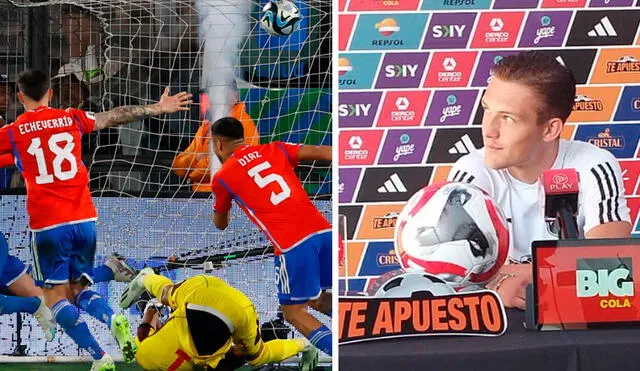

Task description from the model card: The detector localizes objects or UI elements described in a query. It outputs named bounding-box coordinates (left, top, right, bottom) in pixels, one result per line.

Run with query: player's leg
left=231, top=302, right=308, bottom=368
left=3, top=257, right=56, bottom=341
left=33, top=225, right=107, bottom=361
left=67, top=221, right=137, bottom=363
left=135, top=309, right=196, bottom=371
left=91, top=253, right=138, bottom=283
left=276, top=232, right=332, bottom=356
left=308, top=230, right=332, bottom=317
left=0, top=234, right=42, bottom=319
left=120, top=268, right=173, bottom=310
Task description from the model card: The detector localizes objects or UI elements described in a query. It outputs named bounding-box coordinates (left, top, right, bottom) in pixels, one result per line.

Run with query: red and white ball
left=394, top=182, right=509, bottom=289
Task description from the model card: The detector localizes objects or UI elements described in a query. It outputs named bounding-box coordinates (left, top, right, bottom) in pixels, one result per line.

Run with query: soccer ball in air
left=260, top=0, right=301, bottom=36
left=371, top=270, right=456, bottom=298
left=394, top=182, right=510, bottom=289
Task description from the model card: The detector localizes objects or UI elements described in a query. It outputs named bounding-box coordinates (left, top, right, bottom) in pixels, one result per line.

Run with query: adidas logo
left=587, top=16, right=617, bottom=37
left=377, top=173, right=407, bottom=193
left=448, top=134, right=475, bottom=155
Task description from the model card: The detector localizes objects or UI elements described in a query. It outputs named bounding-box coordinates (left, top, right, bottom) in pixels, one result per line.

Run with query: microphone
left=541, top=168, right=580, bottom=239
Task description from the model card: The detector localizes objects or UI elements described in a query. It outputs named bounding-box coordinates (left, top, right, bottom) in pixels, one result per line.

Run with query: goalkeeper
left=120, top=268, right=319, bottom=371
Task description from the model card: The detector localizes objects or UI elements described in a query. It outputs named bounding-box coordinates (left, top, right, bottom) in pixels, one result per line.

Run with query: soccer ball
left=372, top=270, right=456, bottom=298
left=260, top=0, right=302, bottom=36
left=394, top=182, right=509, bottom=289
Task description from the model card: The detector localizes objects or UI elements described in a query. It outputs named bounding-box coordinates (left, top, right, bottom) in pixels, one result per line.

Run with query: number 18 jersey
left=211, top=142, right=331, bottom=255
left=0, top=106, right=97, bottom=231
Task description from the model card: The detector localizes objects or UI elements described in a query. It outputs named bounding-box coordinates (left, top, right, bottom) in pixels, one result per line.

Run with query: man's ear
left=542, top=117, right=564, bottom=142
left=47, top=88, right=53, bottom=103
left=16, top=91, right=24, bottom=105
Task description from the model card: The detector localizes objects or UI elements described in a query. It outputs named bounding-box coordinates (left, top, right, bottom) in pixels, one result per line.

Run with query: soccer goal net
left=0, top=0, right=331, bottom=362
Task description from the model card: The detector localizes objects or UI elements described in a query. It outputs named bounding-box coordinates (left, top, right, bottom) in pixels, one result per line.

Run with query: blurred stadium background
left=0, top=0, right=332, bottom=369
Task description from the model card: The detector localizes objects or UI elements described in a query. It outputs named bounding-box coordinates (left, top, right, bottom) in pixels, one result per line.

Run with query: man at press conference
left=446, top=51, right=632, bottom=309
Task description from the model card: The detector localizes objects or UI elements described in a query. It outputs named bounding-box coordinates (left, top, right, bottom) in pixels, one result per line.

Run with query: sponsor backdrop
left=338, top=0, right=640, bottom=294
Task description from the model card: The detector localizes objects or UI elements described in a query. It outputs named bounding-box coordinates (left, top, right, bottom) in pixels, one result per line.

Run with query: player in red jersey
left=0, top=69, right=191, bottom=371
left=210, top=117, right=333, bottom=356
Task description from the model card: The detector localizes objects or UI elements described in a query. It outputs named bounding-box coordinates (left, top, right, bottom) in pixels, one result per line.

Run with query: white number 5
left=247, top=161, right=291, bottom=205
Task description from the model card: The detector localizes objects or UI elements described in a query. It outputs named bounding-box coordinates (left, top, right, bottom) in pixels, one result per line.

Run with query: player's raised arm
left=297, top=145, right=332, bottom=162
left=93, top=87, right=192, bottom=131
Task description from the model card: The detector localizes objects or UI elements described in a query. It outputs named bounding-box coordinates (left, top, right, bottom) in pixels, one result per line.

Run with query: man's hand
left=486, top=264, right=533, bottom=310
left=158, top=87, right=192, bottom=114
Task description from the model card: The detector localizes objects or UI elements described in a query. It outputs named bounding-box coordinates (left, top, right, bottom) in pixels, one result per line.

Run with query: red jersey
left=211, top=142, right=331, bottom=255
left=0, top=106, right=97, bottom=230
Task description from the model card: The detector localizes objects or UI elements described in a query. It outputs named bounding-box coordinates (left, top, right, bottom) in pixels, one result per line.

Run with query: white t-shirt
left=447, top=139, right=631, bottom=262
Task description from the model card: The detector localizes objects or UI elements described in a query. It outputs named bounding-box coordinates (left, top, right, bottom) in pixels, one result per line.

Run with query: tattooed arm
left=93, top=87, right=192, bottom=131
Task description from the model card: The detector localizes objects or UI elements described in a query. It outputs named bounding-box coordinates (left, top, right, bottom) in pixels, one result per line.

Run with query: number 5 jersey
left=0, top=106, right=97, bottom=231
left=211, top=142, right=331, bottom=255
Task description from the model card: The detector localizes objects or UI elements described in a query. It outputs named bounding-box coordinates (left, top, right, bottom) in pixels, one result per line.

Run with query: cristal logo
left=393, top=133, right=415, bottom=162
left=432, top=24, right=466, bottom=38
left=375, top=18, right=400, bottom=36
left=534, top=16, right=555, bottom=45
left=338, top=57, right=352, bottom=76
left=438, top=57, right=462, bottom=83
left=440, top=94, right=462, bottom=122
left=392, top=96, right=415, bottom=122
left=377, top=249, right=400, bottom=265
left=486, top=18, right=509, bottom=43
left=344, top=135, right=368, bottom=160
left=385, top=64, right=419, bottom=78
left=587, top=128, right=624, bottom=149
left=339, top=103, right=372, bottom=117
left=633, top=98, right=640, bottom=111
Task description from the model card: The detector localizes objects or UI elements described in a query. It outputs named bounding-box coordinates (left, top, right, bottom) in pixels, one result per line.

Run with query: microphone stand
left=556, top=205, right=579, bottom=240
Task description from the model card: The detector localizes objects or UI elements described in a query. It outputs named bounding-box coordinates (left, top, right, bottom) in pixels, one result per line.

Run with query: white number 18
left=26, top=132, right=78, bottom=184
left=247, top=161, right=291, bottom=205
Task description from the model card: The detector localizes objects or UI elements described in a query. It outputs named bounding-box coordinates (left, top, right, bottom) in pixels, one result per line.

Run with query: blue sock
left=75, top=289, right=114, bottom=328
left=52, top=299, right=104, bottom=360
left=0, top=294, right=40, bottom=314
left=91, top=265, right=114, bottom=283
left=308, top=325, right=332, bottom=356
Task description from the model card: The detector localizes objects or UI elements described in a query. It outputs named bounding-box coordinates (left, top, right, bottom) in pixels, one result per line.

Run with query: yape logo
left=576, top=258, right=634, bottom=309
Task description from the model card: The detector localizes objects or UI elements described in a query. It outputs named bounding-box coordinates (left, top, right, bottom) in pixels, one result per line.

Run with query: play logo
left=471, top=12, right=525, bottom=48
left=424, top=51, right=477, bottom=88
left=339, top=92, right=382, bottom=128
left=519, top=11, right=572, bottom=47
left=377, top=90, right=430, bottom=127
left=425, top=90, right=478, bottom=126
left=375, top=52, right=429, bottom=89
left=422, top=12, right=476, bottom=49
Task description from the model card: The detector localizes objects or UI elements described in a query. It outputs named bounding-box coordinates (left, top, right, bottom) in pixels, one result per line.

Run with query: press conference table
left=339, top=309, right=640, bottom=371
